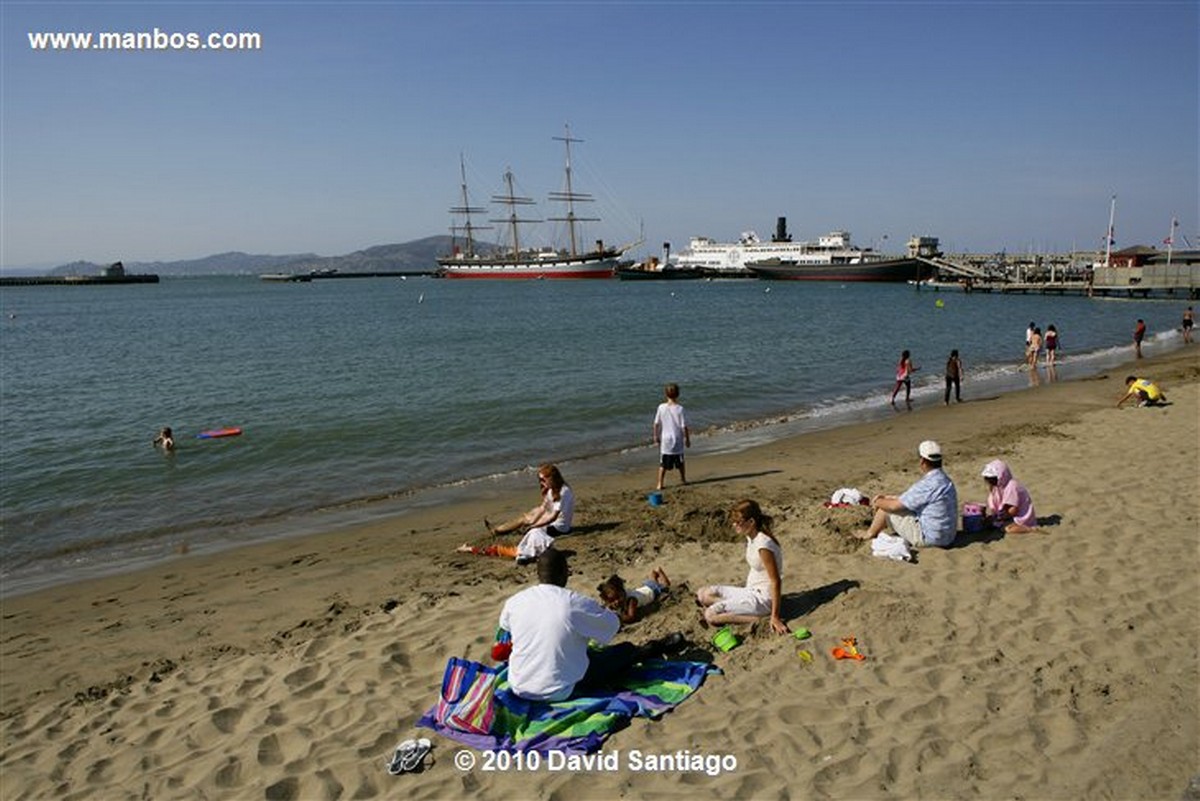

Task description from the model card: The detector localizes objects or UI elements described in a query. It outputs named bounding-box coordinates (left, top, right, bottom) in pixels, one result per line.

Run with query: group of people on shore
left=1025, top=322, right=1061, bottom=369
left=893, top=306, right=1191, bottom=411
left=889, top=347, right=970, bottom=408
left=462, top=421, right=1051, bottom=705
left=481, top=434, right=1046, bottom=703
left=461, top=312, right=1189, bottom=703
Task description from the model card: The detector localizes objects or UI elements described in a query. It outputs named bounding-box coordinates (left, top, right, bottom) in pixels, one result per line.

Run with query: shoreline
left=1, top=334, right=1186, bottom=600
left=1, top=347, right=1197, bottom=799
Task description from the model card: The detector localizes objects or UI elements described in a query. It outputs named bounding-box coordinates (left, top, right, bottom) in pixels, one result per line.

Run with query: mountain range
left=43, top=236, right=479, bottom=277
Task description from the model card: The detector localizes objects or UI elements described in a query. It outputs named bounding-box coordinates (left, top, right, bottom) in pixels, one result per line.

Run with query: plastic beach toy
left=831, top=636, right=866, bottom=661
left=712, top=626, right=740, bottom=652
left=647, top=491, right=664, bottom=507
left=797, top=649, right=814, bottom=665
left=793, top=627, right=812, bottom=641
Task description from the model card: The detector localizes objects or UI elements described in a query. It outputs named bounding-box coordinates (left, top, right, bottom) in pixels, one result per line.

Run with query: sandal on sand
left=386, top=739, right=417, bottom=775
left=386, top=737, right=433, bottom=775
left=402, top=738, right=432, bottom=773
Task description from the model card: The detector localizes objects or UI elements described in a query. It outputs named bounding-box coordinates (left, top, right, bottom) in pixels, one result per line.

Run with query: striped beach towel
left=417, top=658, right=718, bottom=754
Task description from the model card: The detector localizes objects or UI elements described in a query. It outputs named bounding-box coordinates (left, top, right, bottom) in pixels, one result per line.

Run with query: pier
left=916, top=251, right=1200, bottom=300
left=0, top=262, right=158, bottom=287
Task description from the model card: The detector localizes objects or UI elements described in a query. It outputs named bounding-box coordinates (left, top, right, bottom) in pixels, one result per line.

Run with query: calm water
left=0, top=276, right=1186, bottom=594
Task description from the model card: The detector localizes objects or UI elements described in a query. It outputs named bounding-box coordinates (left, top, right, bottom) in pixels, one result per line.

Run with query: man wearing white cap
left=856, top=440, right=959, bottom=547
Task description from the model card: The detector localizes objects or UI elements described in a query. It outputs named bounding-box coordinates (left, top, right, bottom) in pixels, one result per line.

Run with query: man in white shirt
left=498, top=549, right=685, bottom=701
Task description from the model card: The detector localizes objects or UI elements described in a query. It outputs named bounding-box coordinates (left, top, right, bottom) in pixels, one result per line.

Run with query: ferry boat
left=675, top=218, right=937, bottom=281
left=436, top=127, right=634, bottom=279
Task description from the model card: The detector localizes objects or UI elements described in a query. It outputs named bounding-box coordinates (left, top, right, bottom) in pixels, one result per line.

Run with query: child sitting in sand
left=597, top=567, right=671, bottom=624
left=980, top=459, right=1038, bottom=534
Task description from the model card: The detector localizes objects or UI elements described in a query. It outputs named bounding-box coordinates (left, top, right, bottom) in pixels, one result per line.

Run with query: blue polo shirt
left=899, top=467, right=959, bottom=547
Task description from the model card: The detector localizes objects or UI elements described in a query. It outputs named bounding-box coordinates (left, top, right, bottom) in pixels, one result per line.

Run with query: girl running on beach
left=890, top=350, right=917, bottom=407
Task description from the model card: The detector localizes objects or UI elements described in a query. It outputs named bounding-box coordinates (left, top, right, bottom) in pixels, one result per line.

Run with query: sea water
left=0, top=276, right=1186, bottom=594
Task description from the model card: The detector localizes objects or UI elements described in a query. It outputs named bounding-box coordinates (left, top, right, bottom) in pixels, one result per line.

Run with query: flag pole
left=1104, top=194, right=1116, bottom=268
left=1166, top=217, right=1177, bottom=267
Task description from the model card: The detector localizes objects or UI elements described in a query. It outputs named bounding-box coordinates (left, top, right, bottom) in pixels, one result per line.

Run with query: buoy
left=935, top=299, right=945, bottom=308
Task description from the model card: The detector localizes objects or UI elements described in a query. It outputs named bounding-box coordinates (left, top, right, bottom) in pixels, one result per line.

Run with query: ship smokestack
left=774, top=217, right=791, bottom=243
left=663, top=242, right=671, bottom=263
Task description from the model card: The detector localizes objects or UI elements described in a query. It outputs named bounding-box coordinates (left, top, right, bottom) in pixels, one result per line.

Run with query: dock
left=0, top=262, right=158, bottom=287
left=916, top=253, right=1199, bottom=300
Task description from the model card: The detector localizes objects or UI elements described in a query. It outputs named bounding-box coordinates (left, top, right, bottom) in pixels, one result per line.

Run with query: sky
left=1, top=1, right=1197, bottom=269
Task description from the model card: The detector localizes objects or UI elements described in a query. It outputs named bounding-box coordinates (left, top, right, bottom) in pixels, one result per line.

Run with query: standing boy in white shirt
left=653, top=383, right=691, bottom=491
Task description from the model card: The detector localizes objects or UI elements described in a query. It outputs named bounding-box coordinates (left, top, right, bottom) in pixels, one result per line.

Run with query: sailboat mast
left=560, top=128, right=579, bottom=256
left=549, top=124, right=600, bottom=258
left=447, top=153, right=490, bottom=258
left=1104, top=194, right=1116, bottom=268
left=489, top=168, right=539, bottom=261
left=504, top=170, right=521, bottom=258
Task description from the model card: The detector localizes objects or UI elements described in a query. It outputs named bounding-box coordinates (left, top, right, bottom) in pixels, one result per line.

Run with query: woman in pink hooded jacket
left=981, top=460, right=1038, bottom=533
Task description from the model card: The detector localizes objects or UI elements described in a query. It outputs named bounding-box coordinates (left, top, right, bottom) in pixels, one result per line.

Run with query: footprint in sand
left=257, top=733, right=284, bottom=766
left=211, top=706, right=244, bottom=734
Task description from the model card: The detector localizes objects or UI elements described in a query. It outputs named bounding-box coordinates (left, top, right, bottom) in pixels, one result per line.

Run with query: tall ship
left=437, top=127, right=633, bottom=279
left=674, top=217, right=938, bottom=282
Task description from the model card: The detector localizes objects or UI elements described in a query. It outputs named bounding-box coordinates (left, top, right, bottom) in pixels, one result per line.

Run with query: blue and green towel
left=418, top=659, right=718, bottom=754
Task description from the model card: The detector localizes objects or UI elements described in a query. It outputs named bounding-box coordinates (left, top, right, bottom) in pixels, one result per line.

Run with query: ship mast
left=448, top=153, right=490, bottom=258
left=490, top=168, right=539, bottom=260
left=548, top=124, right=599, bottom=257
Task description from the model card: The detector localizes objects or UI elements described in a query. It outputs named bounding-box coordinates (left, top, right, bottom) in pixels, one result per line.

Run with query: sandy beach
left=2, top=348, right=1197, bottom=800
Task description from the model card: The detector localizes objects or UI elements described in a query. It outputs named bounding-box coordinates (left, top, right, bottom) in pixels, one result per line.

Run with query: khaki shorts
left=887, top=512, right=924, bottom=547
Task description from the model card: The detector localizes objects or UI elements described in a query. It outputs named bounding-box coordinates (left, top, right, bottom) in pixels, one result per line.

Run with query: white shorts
left=701, top=585, right=771, bottom=617
left=887, top=512, right=924, bottom=547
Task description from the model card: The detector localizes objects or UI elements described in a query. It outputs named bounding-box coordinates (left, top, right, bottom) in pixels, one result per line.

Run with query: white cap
left=918, top=440, right=943, bottom=461
left=981, top=463, right=1001, bottom=479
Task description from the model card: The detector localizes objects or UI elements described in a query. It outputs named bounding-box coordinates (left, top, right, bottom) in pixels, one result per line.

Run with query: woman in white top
left=696, top=499, right=789, bottom=635
left=458, top=463, right=574, bottom=562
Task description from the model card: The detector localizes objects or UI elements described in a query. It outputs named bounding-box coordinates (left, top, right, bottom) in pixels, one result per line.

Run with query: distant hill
left=48, top=252, right=318, bottom=277
left=42, top=237, right=493, bottom=277
left=281, top=236, right=458, bottom=274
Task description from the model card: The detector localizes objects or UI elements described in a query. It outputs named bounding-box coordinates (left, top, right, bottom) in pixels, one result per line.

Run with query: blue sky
left=2, top=1, right=1196, bottom=268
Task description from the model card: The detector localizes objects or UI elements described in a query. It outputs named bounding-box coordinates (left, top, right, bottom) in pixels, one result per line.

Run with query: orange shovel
left=831, top=636, right=866, bottom=661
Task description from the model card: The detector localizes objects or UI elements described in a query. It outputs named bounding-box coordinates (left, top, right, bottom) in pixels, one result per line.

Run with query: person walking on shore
left=1182, top=307, right=1194, bottom=345
left=1026, top=327, right=1043, bottom=370
left=890, top=350, right=917, bottom=408
left=1044, top=325, right=1060, bottom=366
left=944, top=349, right=963, bottom=405
left=1134, top=318, right=1146, bottom=358
left=653, top=383, right=691, bottom=490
